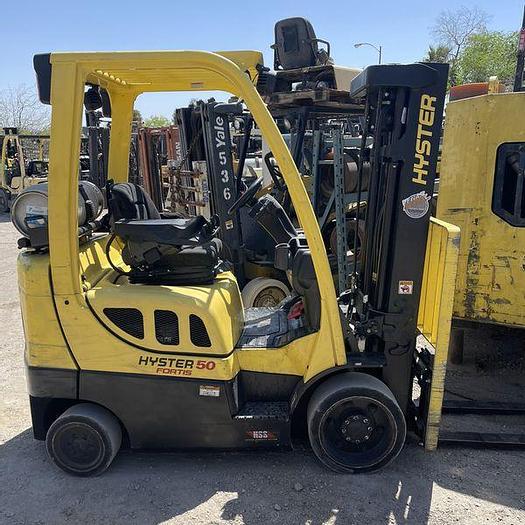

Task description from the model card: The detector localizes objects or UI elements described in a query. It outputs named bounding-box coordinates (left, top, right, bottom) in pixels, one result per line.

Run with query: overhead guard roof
left=34, top=50, right=265, bottom=104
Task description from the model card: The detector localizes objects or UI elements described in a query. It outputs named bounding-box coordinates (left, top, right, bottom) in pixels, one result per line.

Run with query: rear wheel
left=46, top=403, right=122, bottom=476
left=307, top=372, right=406, bottom=473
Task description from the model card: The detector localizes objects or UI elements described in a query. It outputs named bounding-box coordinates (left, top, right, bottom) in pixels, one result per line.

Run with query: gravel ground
left=0, top=215, right=524, bottom=525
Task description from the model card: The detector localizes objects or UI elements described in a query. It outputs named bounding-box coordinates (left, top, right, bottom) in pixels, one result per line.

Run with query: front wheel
left=307, top=372, right=406, bottom=473
left=46, top=403, right=122, bottom=476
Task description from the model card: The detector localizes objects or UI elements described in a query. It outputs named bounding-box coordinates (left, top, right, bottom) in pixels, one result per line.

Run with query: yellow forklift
left=436, top=77, right=525, bottom=446
left=434, top=9, right=525, bottom=447
left=0, top=127, right=49, bottom=212
left=16, top=47, right=457, bottom=476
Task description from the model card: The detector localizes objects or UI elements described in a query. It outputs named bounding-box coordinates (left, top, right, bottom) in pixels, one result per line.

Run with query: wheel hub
left=54, top=423, right=104, bottom=469
left=66, top=432, right=97, bottom=459
left=341, top=414, right=374, bottom=444
left=254, top=287, right=286, bottom=307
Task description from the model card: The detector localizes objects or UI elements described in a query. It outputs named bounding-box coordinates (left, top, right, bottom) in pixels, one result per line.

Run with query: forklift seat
left=107, top=183, right=222, bottom=285
left=108, top=182, right=162, bottom=221
left=272, top=17, right=331, bottom=70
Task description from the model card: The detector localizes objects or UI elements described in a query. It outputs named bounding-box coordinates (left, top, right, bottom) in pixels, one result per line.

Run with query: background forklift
left=435, top=35, right=525, bottom=447
left=0, top=127, right=49, bottom=211
left=16, top=46, right=456, bottom=476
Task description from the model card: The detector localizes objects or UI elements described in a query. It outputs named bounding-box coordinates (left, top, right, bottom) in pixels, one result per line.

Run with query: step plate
left=235, top=401, right=289, bottom=420
left=234, top=402, right=291, bottom=447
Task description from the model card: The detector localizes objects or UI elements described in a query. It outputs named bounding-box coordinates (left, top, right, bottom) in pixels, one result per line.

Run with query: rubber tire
left=241, top=277, right=290, bottom=308
left=307, top=372, right=406, bottom=474
left=46, top=403, right=122, bottom=477
left=0, top=188, right=9, bottom=213
left=328, top=218, right=365, bottom=258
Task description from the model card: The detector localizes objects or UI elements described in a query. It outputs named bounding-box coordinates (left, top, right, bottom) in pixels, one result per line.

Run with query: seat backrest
left=109, top=182, right=161, bottom=222
left=273, top=17, right=319, bottom=70
left=291, top=248, right=321, bottom=330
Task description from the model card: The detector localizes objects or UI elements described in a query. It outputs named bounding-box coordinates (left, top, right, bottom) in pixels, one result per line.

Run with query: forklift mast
left=200, top=101, right=246, bottom=284
left=349, top=63, right=448, bottom=412
left=176, top=102, right=246, bottom=284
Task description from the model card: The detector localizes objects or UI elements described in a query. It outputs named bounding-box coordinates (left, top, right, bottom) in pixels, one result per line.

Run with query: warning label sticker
left=398, top=280, right=414, bottom=295
left=199, top=385, right=220, bottom=397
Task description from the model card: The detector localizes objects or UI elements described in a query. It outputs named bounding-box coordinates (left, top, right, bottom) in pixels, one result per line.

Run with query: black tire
left=46, top=403, right=122, bottom=476
left=328, top=218, right=365, bottom=258
left=307, top=372, right=406, bottom=473
left=0, top=188, right=9, bottom=213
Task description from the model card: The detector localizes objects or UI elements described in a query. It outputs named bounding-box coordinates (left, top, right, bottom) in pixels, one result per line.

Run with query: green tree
left=423, top=45, right=452, bottom=63
left=143, top=115, right=170, bottom=128
left=132, top=109, right=143, bottom=123
left=432, top=6, right=489, bottom=61
left=431, top=6, right=490, bottom=85
left=457, top=31, right=518, bottom=86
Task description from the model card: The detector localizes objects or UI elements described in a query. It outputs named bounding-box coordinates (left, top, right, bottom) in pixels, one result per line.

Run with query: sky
left=1, top=0, right=524, bottom=119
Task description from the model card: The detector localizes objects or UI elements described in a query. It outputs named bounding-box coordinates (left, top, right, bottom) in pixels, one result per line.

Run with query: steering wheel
left=228, top=177, right=263, bottom=216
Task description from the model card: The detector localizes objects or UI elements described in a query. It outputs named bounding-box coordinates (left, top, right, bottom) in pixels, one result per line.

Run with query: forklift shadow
left=1, top=430, right=523, bottom=524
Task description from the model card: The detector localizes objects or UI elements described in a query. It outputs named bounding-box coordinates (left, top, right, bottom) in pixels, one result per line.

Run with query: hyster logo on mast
left=412, top=94, right=436, bottom=187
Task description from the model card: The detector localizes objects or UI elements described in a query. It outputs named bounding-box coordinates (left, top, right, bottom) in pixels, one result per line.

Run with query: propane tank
left=11, top=181, right=104, bottom=238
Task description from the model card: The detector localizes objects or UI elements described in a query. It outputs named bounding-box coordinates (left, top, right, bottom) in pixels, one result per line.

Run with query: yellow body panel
left=17, top=251, right=77, bottom=370
left=437, top=92, right=525, bottom=327
left=20, top=50, right=345, bottom=384
left=86, top=269, right=244, bottom=356
left=417, top=218, right=460, bottom=450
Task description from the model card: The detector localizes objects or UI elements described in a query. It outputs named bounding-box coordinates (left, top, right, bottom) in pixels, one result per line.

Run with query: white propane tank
left=11, top=181, right=104, bottom=237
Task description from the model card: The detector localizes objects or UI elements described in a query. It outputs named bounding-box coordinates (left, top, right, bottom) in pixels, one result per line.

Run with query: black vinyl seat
left=272, top=17, right=331, bottom=70
left=114, top=216, right=213, bottom=247
left=107, top=183, right=222, bottom=285
left=109, top=182, right=162, bottom=221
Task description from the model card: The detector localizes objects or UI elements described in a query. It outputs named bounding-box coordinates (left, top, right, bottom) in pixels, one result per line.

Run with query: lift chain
left=174, top=127, right=203, bottom=176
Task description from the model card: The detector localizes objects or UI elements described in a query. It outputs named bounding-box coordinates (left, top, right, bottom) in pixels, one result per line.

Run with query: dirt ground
left=0, top=215, right=524, bottom=525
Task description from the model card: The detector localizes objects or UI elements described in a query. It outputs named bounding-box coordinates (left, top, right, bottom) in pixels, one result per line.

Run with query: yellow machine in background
left=0, top=128, right=49, bottom=211
left=438, top=84, right=525, bottom=337
left=434, top=81, right=525, bottom=447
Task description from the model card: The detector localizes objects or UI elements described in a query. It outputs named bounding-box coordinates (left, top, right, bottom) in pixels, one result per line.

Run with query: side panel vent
left=155, top=310, right=180, bottom=345
left=103, top=308, right=144, bottom=339
left=189, top=314, right=211, bottom=347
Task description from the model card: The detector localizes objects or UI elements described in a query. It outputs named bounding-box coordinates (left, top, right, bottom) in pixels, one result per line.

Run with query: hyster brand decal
left=138, top=356, right=216, bottom=376
left=412, top=94, right=436, bottom=187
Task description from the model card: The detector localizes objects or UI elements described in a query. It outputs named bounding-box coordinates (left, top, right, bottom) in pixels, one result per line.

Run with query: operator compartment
left=84, top=182, right=244, bottom=356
